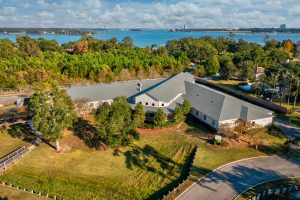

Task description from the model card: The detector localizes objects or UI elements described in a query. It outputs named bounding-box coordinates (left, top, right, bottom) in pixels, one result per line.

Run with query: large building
left=185, top=81, right=273, bottom=130
left=67, top=72, right=194, bottom=113
left=67, top=72, right=274, bottom=130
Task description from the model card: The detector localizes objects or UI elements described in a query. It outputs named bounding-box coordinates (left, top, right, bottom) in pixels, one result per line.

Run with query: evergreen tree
left=133, top=103, right=146, bottom=128
left=205, top=55, right=220, bottom=75
left=182, top=100, right=192, bottom=115
left=174, top=107, right=185, bottom=123
left=153, top=108, right=166, bottom=127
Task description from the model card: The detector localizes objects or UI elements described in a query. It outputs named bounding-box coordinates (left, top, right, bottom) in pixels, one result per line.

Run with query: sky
left=0, top=0, right=299, bottom=28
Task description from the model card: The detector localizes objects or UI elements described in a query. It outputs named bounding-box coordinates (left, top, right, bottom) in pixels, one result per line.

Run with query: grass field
left=0, top=120, right=289, bottom=200
left=0, top=129, right=30, bottom=157
left=0, top=125, right=198, bottom=200
left=237, top=177, right=300, bottom=200
left=0, top=184, right=49, bottom=200
left=208, top=79, right=245, bottom=91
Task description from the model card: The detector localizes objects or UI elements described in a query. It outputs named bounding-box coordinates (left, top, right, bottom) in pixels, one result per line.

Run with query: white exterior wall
left=251, top=117, right=273, bottom=127
left=135, top=94, right=159, bottom=107
left=134, top=93, right=183, bottom=108
left=191, top=108, right=218, bottom=129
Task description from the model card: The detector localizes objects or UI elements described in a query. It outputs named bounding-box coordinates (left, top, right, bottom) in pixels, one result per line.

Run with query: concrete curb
left=175, top=155, right=270, bottom=200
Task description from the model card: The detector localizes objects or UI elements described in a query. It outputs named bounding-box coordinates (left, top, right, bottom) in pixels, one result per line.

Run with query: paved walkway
left=176, top=156, right=300, bottom=200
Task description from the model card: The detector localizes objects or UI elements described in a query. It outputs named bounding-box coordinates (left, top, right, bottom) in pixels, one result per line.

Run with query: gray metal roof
left=185, top=81, right=273, bottom=121
left=134, top=72, right=194, bottom=102
left=67, top=79, right=164, bottom=102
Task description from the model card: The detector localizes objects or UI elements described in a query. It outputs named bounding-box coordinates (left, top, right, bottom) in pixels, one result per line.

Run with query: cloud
left=289, top=6, right=300, bottom=17
left=1, top=6, right=16, bottom=15
left=0, top=0, right=298, bottom=28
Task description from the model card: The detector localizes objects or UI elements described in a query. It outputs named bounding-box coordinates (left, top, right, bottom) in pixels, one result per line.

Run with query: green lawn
left=0, top=120, right=289, bottom=200
left=0, top=185, right=48, bottom=200
left=208, top=79, right=246, bottom=91
left=0, top=126, right=197, bottom=200
left=236, top=177, right=300, bottom=200
left=0, top=129, right=30, bottom=157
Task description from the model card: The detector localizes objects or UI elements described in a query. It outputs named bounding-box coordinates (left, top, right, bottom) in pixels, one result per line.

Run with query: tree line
left=1, top=35, right=299, bottom=91
left=0, top=35, right=188, bottom=90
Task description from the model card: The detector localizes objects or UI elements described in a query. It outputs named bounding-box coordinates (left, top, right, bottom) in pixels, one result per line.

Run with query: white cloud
left=1, top=6, right=16, bottom=15
left=38, top=11, right=54, bottom=18
left=0, top=0, right=299, bottom=28
left=289, top=6, right=300, bottom=17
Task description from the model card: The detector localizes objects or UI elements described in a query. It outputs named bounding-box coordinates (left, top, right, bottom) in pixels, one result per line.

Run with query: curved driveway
left=177, top=156, right=300, bottom=200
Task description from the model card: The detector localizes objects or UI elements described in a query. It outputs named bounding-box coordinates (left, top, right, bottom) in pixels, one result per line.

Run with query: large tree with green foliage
left=29, top=86, right=77, bottom=151
left=95, top=97, right=138, bottom=147
left=220, top=60, right=236, bottom=80
left=205, top=55, right=220, bottom=75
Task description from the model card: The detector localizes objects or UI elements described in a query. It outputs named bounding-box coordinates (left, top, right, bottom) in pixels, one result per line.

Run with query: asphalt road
left=176, top=156, right=300, bottom=200
left=273, top=118, right=300, bottom=139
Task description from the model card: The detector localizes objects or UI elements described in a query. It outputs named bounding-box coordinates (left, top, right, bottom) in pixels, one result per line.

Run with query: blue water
left=1, top=29, right=300, bottom=47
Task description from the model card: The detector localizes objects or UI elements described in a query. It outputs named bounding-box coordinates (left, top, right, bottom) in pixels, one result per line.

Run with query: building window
left=152, top=103, right=155, bottom=106
left=146, top=102, right=148, bottom=106
left=139, top=102, right=142, bottom=104
left=252, top=121, right=256, bottom=126
left=196, top=111, right=199, bottom=116
left=162, top=103, right=164, bottom=106
left=204, top=115, right=207, bottom=121
left=212, top=120, right=215, bottom=126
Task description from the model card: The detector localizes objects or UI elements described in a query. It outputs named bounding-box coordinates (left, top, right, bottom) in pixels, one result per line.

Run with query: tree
left=95, top=97, right=138, bottom=147
left=0, top=39, right=17, bottom=60
left=205, top=55, right=220, bottom=75
left=16, top=36, right=41, bottom=57
left=153, top=108, right=166, bottom=127
left=73, top=41, right=89, bottom=54
left=194, top=65, right=206, bottom=77
left=220, top=60, right=236, bottom=80
left=281, top=39, right=294, bottom=53
left=122, top=36, right=133, bottom=47
left=29, top=86, right=77, bottom=151
left=182, top=100, right=192, bottom=115
left=174, top=107, right=185, bottom=123
left=133, top=103, right=146, bottom=128
left=238, top=60, right=255, bottom=80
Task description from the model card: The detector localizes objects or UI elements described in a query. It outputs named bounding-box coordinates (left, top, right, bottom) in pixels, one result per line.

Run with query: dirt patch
left=136, top=124, right=182, bottom=134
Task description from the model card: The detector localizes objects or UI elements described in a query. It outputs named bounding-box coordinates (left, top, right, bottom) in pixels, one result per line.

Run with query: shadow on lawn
left=72, top=118, right=103, bottom=150
left=7, top=123, right=35, bottom=143
left=124, top=144, right=197, bottom=200
left=124, top=144, right=178, bottom=174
